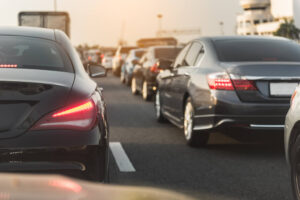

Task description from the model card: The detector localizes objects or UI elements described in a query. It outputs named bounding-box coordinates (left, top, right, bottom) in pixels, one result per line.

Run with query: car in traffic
left=155, top=36, right=300, bottom=147
left=112, top=46, right=137, bottom=76
left=102, top=52, right=114, bottom=71
left=131, top=46, right=182, bottom=101
left=120, top=48, right=145, bottom=85
left=285, top=86, right=300, bottom=200
left=0, top=26, right=109, bottom=182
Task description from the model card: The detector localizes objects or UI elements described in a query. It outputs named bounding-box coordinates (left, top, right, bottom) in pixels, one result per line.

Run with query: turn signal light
left=31, top=99, right=97, bottom=131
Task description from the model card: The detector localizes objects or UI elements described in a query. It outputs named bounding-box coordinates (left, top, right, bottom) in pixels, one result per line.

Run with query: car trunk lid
left=0, top=69, right=74, bottom=139
left=223, top=62, right=300, bottom=103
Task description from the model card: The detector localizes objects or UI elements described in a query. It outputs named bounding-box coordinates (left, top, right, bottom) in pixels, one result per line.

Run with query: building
left=237, top=0, right=299, bottom=36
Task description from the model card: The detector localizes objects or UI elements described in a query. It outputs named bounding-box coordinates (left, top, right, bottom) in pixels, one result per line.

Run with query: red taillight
left=291, top=90, right=297, bottom=105
left=207, top=72, right=257, bottom=91
left=207, top=73, right=234, bottom=90
left=0, top=64, right=17, bottom=68
left=150, top=63, right=160, bottom=73
left=232, top=80, right=257, bottom=90
left=31, top=99, right=97, bottom=131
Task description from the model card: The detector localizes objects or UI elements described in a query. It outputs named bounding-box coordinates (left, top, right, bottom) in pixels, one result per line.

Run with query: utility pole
left=220, top=21, right=224, bottom=35
left=157, top=14, right=163, bottom=37
left=54, top=0, right=57, bottom=12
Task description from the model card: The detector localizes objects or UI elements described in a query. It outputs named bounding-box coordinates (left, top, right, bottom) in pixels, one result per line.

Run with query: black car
left=0, top=27, right=109, bottom=182
left=155, top=36, right=300, bottom=147
left=131, top=46, right=182, bottom=101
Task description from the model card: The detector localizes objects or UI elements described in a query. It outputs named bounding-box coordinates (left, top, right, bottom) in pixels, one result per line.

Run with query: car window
left=135, top=50, right=145, bottom=58
left=195, top=47, right=205, bottom=65
left=154, top=48, right=182, bottom=60
left=213, top=38, right=300, bottom=62
left=173, top=43, right=191, bottom=68
left=0, top=35, right=72, bottom=72
left=183, top=42, right=202, bottom=66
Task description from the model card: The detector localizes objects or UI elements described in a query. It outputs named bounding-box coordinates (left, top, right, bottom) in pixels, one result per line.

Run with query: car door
left=169, top=42, right=204, bottom=121
left=160, top=44, right=191, bottom=117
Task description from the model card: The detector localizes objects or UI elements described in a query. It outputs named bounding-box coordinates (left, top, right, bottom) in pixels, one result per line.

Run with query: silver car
left=285, top=85, right=300, bottom=199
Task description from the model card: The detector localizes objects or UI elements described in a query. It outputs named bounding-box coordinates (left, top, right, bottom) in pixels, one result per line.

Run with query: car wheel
left=291, top=134, right=300, bottom=199
left=184, top=97, right=209, bottom=147
left=85, top=146, right=109, bottom=183
left=125, top=75, right=131, bottom=86
left=155, top=91, right=166, bottom=122
left=142, top=81, right=151, bottom=101
left=120, top=72, right=125, bottom=84
left=131, top=77, right=139, bottom=95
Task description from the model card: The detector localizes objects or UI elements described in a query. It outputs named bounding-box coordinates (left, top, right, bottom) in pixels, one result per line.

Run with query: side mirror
left=158, top=59, right=173, bottom=70
left=88, top=65, right=107, bottom=78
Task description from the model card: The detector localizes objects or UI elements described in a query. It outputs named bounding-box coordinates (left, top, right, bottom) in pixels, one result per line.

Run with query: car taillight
left=291, top=90, right=297, bottom=105
left=207, top=72, right=234, bottom=90
left=31, top=99, right=97, bottom=131
left=150, top=63, right=160, bottom=73
left=207, top=72, right=257, bottom=91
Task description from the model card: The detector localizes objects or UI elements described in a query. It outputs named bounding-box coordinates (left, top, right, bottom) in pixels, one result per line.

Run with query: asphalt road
left=96, top=74, right=293, bottom=200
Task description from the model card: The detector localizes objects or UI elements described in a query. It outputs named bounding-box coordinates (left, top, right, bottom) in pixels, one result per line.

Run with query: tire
left=85, top=146, right=109, bottom=183
left=184, top=97, right=209, bottom=147
left=120, top=72, right=125, bottom=84
left=142, top=81, right=152, bottom=101
left=125, top=75, right=131, bottom=86
left=131, top=77, right=139, bottom=95
left=155, top=91, right=166, bottom=122
left=290, top=134, right=300, bottom=199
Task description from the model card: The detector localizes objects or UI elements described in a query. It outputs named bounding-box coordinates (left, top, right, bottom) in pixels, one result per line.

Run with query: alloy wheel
left=184, top=102, right=193, bottom=140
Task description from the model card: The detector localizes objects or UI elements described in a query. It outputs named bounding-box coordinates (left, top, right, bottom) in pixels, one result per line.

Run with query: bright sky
left=0, top=0, right=242, bottom=46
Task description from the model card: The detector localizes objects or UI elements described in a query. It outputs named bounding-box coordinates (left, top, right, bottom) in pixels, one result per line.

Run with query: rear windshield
left=213, top=38, right=300, bottom=62
left=154, top=47, right=182, bottom=60
left=135, top=50, right=145, bottom=58
left=121, top=47, right=137, bottom=54
left=0, top=36, right=73, bottom=72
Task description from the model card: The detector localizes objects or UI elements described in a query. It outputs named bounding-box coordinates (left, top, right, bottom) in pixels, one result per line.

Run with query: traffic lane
left=96, top=75, right=292, bottom=200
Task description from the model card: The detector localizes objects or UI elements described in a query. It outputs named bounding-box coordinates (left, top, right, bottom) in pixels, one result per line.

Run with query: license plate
left=270, top=82, right=299, bottom=96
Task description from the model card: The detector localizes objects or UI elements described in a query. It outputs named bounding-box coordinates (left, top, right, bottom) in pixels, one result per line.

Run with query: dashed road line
left=109, top=142, right=136, bottom=172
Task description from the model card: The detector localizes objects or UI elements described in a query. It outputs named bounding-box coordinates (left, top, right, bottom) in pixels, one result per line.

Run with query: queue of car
left=112, top=36, right=300, bottom=199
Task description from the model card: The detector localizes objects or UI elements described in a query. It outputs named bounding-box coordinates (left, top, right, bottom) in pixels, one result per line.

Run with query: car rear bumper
left=193, top=90, right=289, bottom=131
left=0, top=145, right=101, bottom=171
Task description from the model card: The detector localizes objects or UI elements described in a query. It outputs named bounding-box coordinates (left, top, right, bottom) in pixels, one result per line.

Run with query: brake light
left=207, top=72, right=234, bottom=90
left=0, top=64, right=17, bottom=68
left=150, top=63, right=160, bottom=73
left=291, top=90, right=297, bottom=105
left=207, top=72, right=257, bottom=91
left=31, top=99, right=97, bottom=131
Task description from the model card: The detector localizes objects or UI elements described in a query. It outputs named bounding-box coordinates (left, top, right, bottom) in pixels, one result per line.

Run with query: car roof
left=195, top=35, right=289, bottom=43
left=0, top=26, right=55, bottom=41
left=148, top=45, right=182, bottom=50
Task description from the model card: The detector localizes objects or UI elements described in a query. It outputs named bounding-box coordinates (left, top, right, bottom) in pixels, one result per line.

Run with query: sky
left=0, top=0, right=242, bottom=46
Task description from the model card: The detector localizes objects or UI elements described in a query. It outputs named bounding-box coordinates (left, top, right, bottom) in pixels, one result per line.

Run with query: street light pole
left=220, top=21, right=224, bottom=35
left=54, top=0, right=57, bottom=12
left=157, top=14, right=163, bottom=37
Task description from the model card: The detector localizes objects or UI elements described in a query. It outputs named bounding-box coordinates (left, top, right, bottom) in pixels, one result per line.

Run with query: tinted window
left=135, top=50, right=145, bottom=58
left=184, top=42, right=202, bottom=66
left=173, top=43, right=191, bottom=68
left=121, top=47, right=137, bottom=54
left=154, top=48, right=182, bottom=60
left=214, top=38, right=300, bottom=62
left=0, top=36, right=72, bottom=72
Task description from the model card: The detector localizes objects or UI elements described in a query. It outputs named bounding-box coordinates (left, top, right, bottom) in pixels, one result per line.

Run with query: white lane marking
left=109, top=142, right=136, bottom=172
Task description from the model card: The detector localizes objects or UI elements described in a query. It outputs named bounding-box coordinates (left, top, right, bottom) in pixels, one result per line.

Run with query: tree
left=274, top=19, right=300, bottom=40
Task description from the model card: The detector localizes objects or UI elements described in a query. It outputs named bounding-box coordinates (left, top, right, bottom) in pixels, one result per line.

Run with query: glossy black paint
left=157, top=36, right=300, bottom=131
left=0, top=27, right=109, bottom=182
